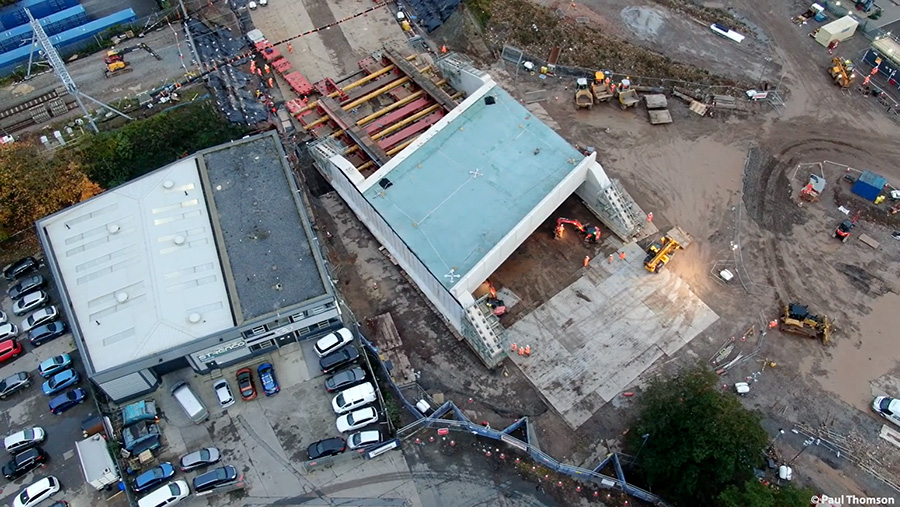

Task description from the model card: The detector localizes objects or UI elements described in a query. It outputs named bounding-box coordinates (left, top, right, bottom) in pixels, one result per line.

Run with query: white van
left=171, top=381, right=209, bottom=424
left=138, top=480, right=190, bottom=507
left=332, top=382, right=376, bottom=414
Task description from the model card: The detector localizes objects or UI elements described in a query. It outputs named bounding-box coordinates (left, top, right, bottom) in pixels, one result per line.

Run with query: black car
left=319, top=346, right=360, bottom=374
left=28, top=322, right=67, bottom=347
left=307, top=437, right=346, bottom=460
left=0, top=372, right=31, bottom=400
left=132, top=462, right=175, bottom=493
left=192, top=465, right=238, bottom=492
left=7, top=275, right=44, bottom=300
left=2, top=446, right=46, bottom=479
left=324, top=367, right=367, bottom=392
left=2, top=257, right=37, bottom=281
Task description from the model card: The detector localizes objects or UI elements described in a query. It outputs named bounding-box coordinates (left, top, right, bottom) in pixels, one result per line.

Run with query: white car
left=315, top=328, right=354, bottom=357
left=4, top=427, right=45, bottom=454
left=332, top=382, right=376, bottom=414
left=13, top=291, right=48, bottom=316
left=347, top=429, right=383, bottom=450
left=137, top=480, right=189, bottom=507
left=21, top=306, right=58, bottom=333
left=213, top=379, right=235, bottom=408
left=13, top=476, right=59, bottom=507
left=873, top=396, right=900, bottom=427
left=336, top=406, right=378, bottom=433
left=248, top=0, right=257, bottom=8
left=0, top=323, right=18, bottom=340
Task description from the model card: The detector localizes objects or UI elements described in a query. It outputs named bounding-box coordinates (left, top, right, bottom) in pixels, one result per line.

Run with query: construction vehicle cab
left=554, top=217, right=600, bottom=243
left=104, top=43, right=162, bottom=78
left=575, top=78, right=594, bottom=109
left=779, top=303, right=831, bottom=344
left=643, top=227, right=691, bottom=273
left=832, top=213, right=858, bottom=242
left=828, top=57, right=856, bottom=88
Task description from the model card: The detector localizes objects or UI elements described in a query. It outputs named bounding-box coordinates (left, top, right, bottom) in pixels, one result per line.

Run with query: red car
left=0, top=339, right=22, bottom=364
left=236, top=368, right=256, bottom=401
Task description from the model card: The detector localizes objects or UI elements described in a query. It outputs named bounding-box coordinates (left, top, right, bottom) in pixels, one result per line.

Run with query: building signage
left=196, top=340, right=246, bottom=362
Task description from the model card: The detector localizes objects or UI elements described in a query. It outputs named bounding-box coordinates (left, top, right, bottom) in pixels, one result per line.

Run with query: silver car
left=179, top=447, right=220, bottom=472
left=13, top=291, right=48, bottom=316
left=0, top=323, right=18, bottom=341
left=21, top=306, right=58, bottom=333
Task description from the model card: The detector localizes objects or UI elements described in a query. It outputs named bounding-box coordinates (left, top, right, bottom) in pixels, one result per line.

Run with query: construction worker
left=268, top=77, right=274, bottom=88
left=264, top=63, right=270, bottom=74
left=583, top=255, right=590, bottom=267
left=287, top=43, right=293, bottom=53
left=619, top=252, right=626, bottom=261
left=255, top=89, right=262, bottom=99
left=608, top=254, right=614, bottom=263
left=441, top=45, right=448, bottom=53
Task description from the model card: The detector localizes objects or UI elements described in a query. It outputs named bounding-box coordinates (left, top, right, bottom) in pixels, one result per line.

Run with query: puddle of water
left=818, top=292, right=900, bottom=412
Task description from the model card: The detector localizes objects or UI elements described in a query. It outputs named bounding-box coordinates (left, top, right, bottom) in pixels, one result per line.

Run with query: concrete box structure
left=37, top=133, right=342, bottom=402
left=815, top=15, right=859, bottom=47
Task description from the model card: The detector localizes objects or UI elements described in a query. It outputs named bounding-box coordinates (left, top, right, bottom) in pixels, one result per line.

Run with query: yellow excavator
left=828, top=57, right=856, bottom=89
left=104, top=43, right=162, bottom=78
left=643, top=227, right=691, bottom=273
left=779, top=303, right=832, bottom=344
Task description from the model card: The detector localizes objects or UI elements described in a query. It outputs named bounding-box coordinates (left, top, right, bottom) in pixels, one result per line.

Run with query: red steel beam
left=364, top=98, right=432, bottom=135
left=377, top=112, right=444, bottom=151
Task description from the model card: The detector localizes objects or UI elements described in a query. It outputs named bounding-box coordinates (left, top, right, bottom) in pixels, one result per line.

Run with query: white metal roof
left=40, top=158, right=235, bottom=372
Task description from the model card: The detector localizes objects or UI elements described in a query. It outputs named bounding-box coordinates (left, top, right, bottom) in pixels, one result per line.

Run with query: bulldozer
left=643, top=227, right=691, bottom=273
left=574, top=78, right=594, bottom=109
left=104, top=43, right=162, bottom=78
left=828, top=57, right=856, bottom=89
left=779, top=303, right=831, bottom=344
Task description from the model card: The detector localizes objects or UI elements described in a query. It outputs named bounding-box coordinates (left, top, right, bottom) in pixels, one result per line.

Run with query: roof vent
left=107, top=224, right=120, bottom=234
left=188, top=313, right=202, bottom=323
left=116, top=291, right=128, bottom=303
left=163, top=180, right=175, bottom=189
left=378, top=178, right=393, bottom=189
left=173, top=235, right=186, bottom=246
left=484, top=96, right=496, bottom=105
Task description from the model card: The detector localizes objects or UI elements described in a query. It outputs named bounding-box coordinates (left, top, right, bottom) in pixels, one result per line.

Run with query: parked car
left=29, top=322, right=67, bottom=347
left=0, top=339, right=23, bottom=364
left=873, top=396, right=900, bottom=427
left=38, top=355, right=72, bottom=379
left=236, top=368, right=256, bottom=401
left=13, top=476, right=59, bottom=507
left=319, top=346, right=360, bottom=374
left=13, top=291, right=48, bottom=316
left=42, top=369, right=79, bottom=396
left=192, top=465, right=238, bottom=492
left=179, top=447, right=220, bottom=472
left=21, top=306, right=59, bottom=333
left=0, top=323, right=18, bottom=341
left=0, top=310, right=6, bottom=325
left=332, top=382, right=376, bottom=414
left=0, top=372, right=31, bottom=399
left=213, top=379, right=235, bottom=408
left=49, top=388, right=86, bottom=414
left=336, top=406, right=379, bottom=433
left=257, top=363, right=279, bottom=396
left=4, top=428, right=45, bottom=454
left=315, top=327, right=355, bottom=357
left=324, top=367, right=366, bottom=392
left=133, top=462, right=175, bottom=493
left=306, top=437, right=346, bottom=460
left=137, top=481, right=189, bottom=507
left=8, top=275, right=44, bottom=300
left=2, top=447, right=46, bottom=480
left=3, top=257, right=37, bottom=282
left=347, top=430, right=383, bottom=450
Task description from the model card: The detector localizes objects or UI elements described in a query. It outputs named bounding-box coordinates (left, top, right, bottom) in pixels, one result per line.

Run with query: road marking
left=63, top=450, right=74, bottom=460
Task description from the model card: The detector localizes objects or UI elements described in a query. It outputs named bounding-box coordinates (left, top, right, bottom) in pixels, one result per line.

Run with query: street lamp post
left=758, top=57, right=773, bottom=85
left=634, top=433, right=651, bottom=466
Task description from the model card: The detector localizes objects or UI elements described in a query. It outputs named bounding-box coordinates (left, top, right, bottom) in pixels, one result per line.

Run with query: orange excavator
left=554, top=218, right=601, bottom=243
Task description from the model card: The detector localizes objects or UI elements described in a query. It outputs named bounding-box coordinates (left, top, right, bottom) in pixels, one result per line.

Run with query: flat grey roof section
left=202, top=135, right=327, bottom=322
left=507, top=241, right=719, bottom=429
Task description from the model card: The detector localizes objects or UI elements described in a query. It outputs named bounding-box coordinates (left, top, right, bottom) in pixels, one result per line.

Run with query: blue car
left=132, top=462, right=175, bottom=493
left=38, top=354, right=72, bottom=379
left=257, top=363, right=280, bottom=396
left=41, top=369, right=79, bottom=396
left=49, top=388, right=86, bottom=414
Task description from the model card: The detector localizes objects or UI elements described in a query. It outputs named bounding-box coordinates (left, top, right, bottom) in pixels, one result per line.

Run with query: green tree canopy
left=627, top=364, right=769, bottom=504
left=719, top=479, right=817, bottom=507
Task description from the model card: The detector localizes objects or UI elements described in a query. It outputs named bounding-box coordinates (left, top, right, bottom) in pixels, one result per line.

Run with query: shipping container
left=851, top=170, right=887, bottom=202
left=814, top=15, right=859, bottom=47
left=0, top=0, right=78, bottom=31
left=0, top=5, right=86, bottom=53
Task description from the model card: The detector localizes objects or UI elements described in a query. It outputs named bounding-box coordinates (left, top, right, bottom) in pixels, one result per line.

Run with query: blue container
left=0, top=0, right=78, bottom=31
left=0, top=5, right=85, bottom=52
left=851, top=170, right=887, bottom=202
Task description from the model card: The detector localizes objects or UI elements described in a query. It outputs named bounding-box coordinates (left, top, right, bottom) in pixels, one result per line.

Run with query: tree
left=0, top=142, right=103, bottom=237
left=719, top=479, right=817, bottom=507
left=627, top=364, right=769, bottom=504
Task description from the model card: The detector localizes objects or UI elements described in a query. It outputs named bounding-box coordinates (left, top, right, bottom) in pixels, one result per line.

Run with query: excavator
left=832, top=213, right=859, bottom=243
left=828, top=57, right=856, bottom=89
left=778, top=303, right=831, bottom=344
left=554, top=218, right=601, bottom=243
left=104, top=43, right=162, bottom=78
left=643, top=226, right=691, bottom=273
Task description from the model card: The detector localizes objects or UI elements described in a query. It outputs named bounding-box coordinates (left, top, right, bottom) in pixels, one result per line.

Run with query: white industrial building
left=38, top=133, right=341, bottom=402
left=310, top=56, right=645, bottom=367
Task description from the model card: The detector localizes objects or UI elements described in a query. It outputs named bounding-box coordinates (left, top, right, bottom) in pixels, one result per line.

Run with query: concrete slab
left=507, top=241, right=719, bottom=429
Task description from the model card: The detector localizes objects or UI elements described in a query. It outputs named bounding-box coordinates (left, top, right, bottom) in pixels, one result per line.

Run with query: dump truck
left=779, top=303, right=832, bottom=344
left=591, top=71, right=614, bottom=102
left=76, top=434, right=120, bottom=491
left=617, top=88, right=640, bottom=110
left=574, top=78, right=594, bottom=109
left=644, top=226, right=692, bottom=273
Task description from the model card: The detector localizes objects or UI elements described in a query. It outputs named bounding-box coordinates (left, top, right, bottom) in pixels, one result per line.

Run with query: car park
left=13, top=476, right=59, bottom=507
left=41, top=369, right=79, bottom=396
left=347, top=429, right=383, bottom=450
left=8, top=275, right=44, bottom=300
left=38, top=355, right=72, bottom=379
left=21, top=306, right=59, bottom=333
left=3, top=257, right=37, bottom=282
left=179, top=447, right=220, bottom=472
left=49, top=388, right=86, bottom=414
left=324, top=366, right=366, bottom=392
left=29, top=322, right=67, bottom=347
left=213, top=379, right=235, bottom=408
left=873, top=396, right=900, bottom=426
left=0, top=323, right=19, bottom=340
left=2, top=447, right=46, bottom=480
left=133, top=462, right=175, bottom=493
left=0, top=372, right=31, bottom=399
left=336, top=406, right=379, bottom=433
left=13, top=291, right=48, bottom=316
left=236, top=368, right=257, bottom=401
left=137, top=480, right=189, bottom=507
left=332, top=382, right=376, bottom=414
left=192, top=465, right=238, bottom=492
left=319, top=345, right=360, bottom=374
left=257, top=363, right=279, bottom=396
left=315, top=327, right=354, bottom=357
left=307, top=437, right=345, bottom=460
left=0, top=339, right=23, bottom=364
left=4, top=428, right=45, bottom=454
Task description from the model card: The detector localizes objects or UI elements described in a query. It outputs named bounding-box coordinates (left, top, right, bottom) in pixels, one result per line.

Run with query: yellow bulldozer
left=779, top=303, right=832, bottom=344
left=828, top=57, right=856, bottom=89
